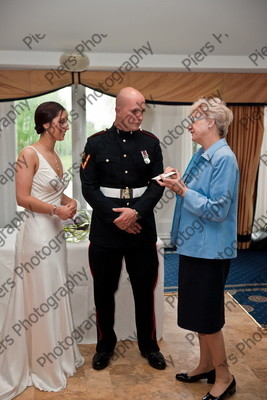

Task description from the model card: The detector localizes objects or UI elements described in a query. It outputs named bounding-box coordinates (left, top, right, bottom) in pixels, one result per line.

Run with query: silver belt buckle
left=120, top=188, right=132, bottom=199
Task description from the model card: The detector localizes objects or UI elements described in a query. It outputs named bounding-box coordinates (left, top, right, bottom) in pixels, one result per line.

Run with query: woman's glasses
left=190, top=116, right=207, bottom=124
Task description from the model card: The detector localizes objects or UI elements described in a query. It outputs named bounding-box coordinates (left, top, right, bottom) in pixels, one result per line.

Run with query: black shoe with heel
left=202, top=376, right=236, bottom=399
left=176, top=369, right=215, bottom=383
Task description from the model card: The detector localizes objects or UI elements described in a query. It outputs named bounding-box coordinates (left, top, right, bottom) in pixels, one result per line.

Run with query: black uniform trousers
left=89, top=242, right=160, bottom=354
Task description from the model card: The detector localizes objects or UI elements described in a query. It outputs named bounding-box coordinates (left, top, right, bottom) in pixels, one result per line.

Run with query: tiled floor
left=16, top=294, right=267, bottom=399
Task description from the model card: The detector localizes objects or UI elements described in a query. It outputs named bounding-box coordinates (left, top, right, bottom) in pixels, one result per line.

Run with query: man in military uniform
left=80, top=87, right=166, bottom=370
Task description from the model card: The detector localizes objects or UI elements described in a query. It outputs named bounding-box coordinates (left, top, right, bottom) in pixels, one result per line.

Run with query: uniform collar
left=113, top=124, right=139, bottom=136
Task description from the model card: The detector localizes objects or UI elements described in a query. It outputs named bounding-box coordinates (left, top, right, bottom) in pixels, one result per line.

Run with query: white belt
left=100, top=186, right=147, bottom=199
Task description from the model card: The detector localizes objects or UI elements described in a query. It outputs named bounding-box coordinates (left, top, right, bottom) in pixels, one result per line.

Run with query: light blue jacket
left=171, top=138, right=239, bottom=259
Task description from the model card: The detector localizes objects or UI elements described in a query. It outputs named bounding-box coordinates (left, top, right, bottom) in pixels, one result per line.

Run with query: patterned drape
left=0, top=70, right=267, bottom=103
left=227, top=106, right=265, bottom=249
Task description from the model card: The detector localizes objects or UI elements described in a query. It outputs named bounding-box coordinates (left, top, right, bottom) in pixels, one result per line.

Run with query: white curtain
left=142, top=104, right=192, bottom=244
left=0, top=101, right=17, bottom=226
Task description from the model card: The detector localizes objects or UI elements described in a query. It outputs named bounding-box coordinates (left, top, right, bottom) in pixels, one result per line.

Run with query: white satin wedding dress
left=0, top=146, right=84, bottom=399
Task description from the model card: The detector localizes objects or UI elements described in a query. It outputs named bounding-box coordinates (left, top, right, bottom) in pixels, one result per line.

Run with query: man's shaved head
left=114, top=87, right=146, bottom=131
left=116, top=87, right=145, bottom=108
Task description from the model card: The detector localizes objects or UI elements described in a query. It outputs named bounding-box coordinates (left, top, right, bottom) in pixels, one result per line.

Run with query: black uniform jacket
left=80, top=125, right=164, bottom=248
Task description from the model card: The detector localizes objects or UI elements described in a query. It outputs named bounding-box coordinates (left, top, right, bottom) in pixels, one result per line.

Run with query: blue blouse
left=171, top=138, right=239, bottom=259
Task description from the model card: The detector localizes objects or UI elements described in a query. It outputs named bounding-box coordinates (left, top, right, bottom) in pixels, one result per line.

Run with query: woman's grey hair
left=190, top=97, right=233, bottom=138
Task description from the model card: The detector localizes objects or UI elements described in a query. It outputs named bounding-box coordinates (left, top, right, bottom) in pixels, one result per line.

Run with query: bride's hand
left=55, top=205, right=75, bottom=220
left=66, top=200, right=77, bottom=216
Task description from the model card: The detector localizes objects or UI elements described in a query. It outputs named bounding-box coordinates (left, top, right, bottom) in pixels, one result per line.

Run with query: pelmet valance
left=0, top=70, right=266, bottom=103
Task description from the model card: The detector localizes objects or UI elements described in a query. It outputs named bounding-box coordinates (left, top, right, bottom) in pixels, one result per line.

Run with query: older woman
left=158, top=97, right=238, bottom=400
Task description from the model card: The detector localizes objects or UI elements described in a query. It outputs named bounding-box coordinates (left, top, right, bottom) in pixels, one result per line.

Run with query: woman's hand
left=162, top=166, right=179, bottom=179
left=66, top=199, right=77, bottom=217
left=157, top=167, right=187, bottom=197
left=60, top=196, right=77, bottom=219
left=55, top=205, right=76, bottom=220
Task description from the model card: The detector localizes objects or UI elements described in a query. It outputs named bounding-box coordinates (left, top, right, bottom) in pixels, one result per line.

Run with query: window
left=85, top=87, right=116, bottom=134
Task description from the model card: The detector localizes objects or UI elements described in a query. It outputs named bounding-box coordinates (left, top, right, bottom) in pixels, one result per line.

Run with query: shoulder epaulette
left=89, top=128, right=110, bottom=139
left=140, top=129, right=158, bottom=140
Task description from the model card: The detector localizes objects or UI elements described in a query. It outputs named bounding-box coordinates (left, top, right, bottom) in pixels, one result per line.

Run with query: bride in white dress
left=0, top=102, right=84, bottom=399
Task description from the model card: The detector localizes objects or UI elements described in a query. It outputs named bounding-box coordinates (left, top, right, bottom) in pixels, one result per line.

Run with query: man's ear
left=115, top=106, right=121, bottom=116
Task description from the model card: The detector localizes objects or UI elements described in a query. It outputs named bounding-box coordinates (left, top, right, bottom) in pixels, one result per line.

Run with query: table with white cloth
left=0, top=229, right=164, bottom=344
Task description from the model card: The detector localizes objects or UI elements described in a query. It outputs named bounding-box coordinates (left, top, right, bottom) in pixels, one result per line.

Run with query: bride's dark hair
left=34, top=101, right=65, bottom=134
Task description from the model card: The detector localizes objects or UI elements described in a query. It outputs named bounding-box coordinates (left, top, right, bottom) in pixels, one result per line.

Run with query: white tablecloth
left=0, top=229, right=164, bottom=344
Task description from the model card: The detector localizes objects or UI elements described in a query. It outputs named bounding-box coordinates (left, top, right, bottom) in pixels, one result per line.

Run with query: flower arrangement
left=63, top=209, right=91, bottom=242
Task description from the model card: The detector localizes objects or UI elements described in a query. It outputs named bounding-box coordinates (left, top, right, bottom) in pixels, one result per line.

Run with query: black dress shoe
left=202, top=376, right=236, bottom=399
left=141, top=351, right=166, bottom=370
left=176, top=369, right=215, bottom=383
left=92, top=352, right=113, bottom=370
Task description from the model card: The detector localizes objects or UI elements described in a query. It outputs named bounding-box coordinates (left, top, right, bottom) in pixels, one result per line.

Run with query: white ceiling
left=0, top=0, right=267, bottom=72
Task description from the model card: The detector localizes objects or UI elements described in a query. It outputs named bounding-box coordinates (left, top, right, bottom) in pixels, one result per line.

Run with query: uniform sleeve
left=182, top=154, right=238, bottom=222
left=133, top=139, right=164, bottom=216
left=80, top=139, right=120, bottom=225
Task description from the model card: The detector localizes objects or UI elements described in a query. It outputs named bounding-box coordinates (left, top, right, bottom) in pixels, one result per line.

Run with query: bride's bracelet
left=50, top=204, right=57, bottom=216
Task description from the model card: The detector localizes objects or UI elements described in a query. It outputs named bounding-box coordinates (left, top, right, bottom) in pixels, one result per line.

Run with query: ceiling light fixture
left=59, top=52, right=90, bottom=72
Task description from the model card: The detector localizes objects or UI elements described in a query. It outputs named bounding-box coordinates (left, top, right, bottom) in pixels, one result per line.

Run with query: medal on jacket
left=141, top=150, right=150, bottom=164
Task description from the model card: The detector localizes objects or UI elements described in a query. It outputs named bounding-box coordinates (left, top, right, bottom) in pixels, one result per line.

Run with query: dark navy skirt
left=178, top=255, right=230, bottom=334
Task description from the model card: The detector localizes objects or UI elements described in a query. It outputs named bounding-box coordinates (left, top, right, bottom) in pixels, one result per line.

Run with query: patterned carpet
left=164, top=250, right=267, bottom=328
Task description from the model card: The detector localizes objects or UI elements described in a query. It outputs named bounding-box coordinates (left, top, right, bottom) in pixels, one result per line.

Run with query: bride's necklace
left=37, top=142, right=60, bottom=173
